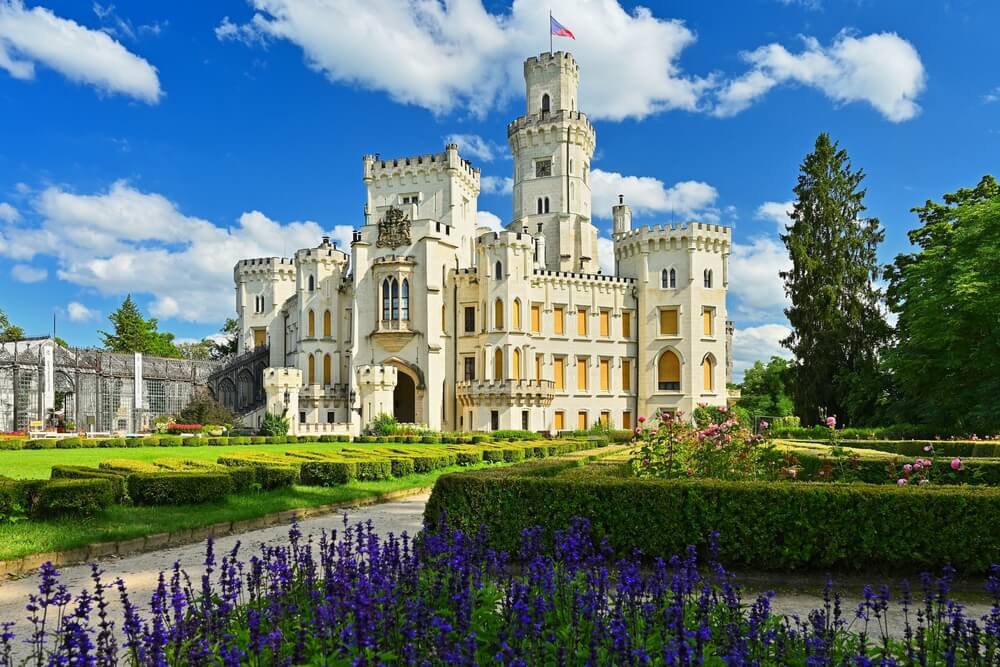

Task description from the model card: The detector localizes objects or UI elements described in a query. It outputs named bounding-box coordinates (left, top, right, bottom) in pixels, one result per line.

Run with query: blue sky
left=0, top=0, right=997, bottom=377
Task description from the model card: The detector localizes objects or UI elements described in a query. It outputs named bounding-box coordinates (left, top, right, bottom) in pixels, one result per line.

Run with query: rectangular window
left=554, top=411, right=565, bottom=430
left=599, top=358, right=610, bottom=391
left=703, top=307, right=714, bottom=336
left=622, top=311, right=632, bottom=338
left=622, top=411, right=632, bottom=430
left=578, top=411, right=588, bottom=430
left=659, top=308, right=679, bottom=336
left=299, top=411, right=306, bottom=424
left=599, top=310, right=610, bottom=337
left=553, top=357, right=565, bottom=390
left=464, top=306, right=475, bottom=333
left=464, top=357, right=476, bottom=381
left=600, top=411, right=610, bottom=427
left=400, top=194, right=419, bottom=205
left=491, top=410, right=499, bottom=431
left=531, top=304, right=541, bottom=333
left=253, top=328, right=267, bottom=348
left=576, top=358, right=588, bottom=391
left=622, top=359, right=632, bottom=391
left=521, top=410, right=529, bottom=430
left=577, top=308, right=588, bottom=336
left=554, top=307, right=565, bottom=335
left=327, top=411, right=336, bottom=424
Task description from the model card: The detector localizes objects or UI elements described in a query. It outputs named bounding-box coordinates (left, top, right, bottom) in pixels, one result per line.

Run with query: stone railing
left=456, top=379, right=555, bottom=406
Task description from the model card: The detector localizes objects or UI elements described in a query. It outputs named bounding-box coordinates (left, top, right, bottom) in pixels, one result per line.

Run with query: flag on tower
left=550, top=15, right=575, bottom=40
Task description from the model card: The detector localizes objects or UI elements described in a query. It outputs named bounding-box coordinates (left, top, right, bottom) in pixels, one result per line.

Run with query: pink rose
left=825, top=415, right=837, bottom=429
left=760, top=420, right=770, bottom=430
left=638, top=416, right=646, bottom=423
left=903, top=464, right=913, bottom=473
left=951, top=458, right=963, bottom=471
left=913, top=461, right=922, bottom=470
left=897, top=478, right=907, bottom=486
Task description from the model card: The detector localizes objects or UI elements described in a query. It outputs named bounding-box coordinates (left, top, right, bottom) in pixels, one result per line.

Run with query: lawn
left=0, top=462, right=489, bottom=561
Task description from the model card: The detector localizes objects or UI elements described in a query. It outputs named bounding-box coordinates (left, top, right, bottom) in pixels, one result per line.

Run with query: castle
left=230, top=52, right=733, bottom=435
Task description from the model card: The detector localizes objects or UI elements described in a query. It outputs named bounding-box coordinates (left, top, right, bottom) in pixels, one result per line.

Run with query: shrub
left=388, top=457, right=415, bottom=477
left=157, top=436, right=182, bottom=447
left=99, top=459, right=160, bottom=474
left=251, top=436, right=267, bottom=444
left=25, top=439, right=57, bottom=450
left=491, top=430, right=542, bottom=441
left=128, top=472, right=233, bottom=506
left=420, top=435, right=437, bottom=444
left=254, top=465, right=297, bottom=490
left=50, top=466, right=128, bottom=501
left=353, top=459, right=392, bottom=480
left=143, top=437, right=161, bottom=447
left=207, top=437, right=227, bottom=446
left=0, top=438, right=25, bottom=450
left=260, top=412, right=290, bottom=437
left=300, top=460, right=356, bottom=486
left=98, top=438, right=126, bottom=448
left=32, top=479, right=116, bottom=518
left=369, top=413, right=398, bottom=436
left=0, top=480, right=28, bottom=523
left=266, top=435, right=287, bottom=444
left=167, top=423, right=203, bottom=435
left=178, top=392, right=235, bottom=427
left=453, top=450, right=483, bottom=466
left=425, top=462, right=1000, bottom=572
left=471, top=435, right=488, bottom=444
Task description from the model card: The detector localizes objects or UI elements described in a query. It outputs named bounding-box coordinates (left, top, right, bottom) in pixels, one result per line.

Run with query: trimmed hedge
left=32, top=479, right=116, bottom=517
left=801, top=439, right=1000, bottom=459
left=425, top=460, right=1000, bottom=572
left=128, top=472, right=233, bottom=506
left=50, top=465, right=128, bottom=501
left=770, top=423, right=996, bottom=441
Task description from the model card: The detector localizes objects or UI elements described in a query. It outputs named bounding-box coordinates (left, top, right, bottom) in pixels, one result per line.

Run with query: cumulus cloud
left=217, top=0, right=711, bottom=121
left=984, top=87, right=1000, bottom=104
left=481, top=176, right=513, bottom=195
left=597, top=236, right=615, bottom=274
left=476, top=210, right=505, bottom=232
left=66, top=301, right=99, bottom=322
left=10, top=263, right=46, bottom=283
left=714, top=31, right=926, bottom=122
left=0, top=202, right=18, bottom=222
left=729, top=236, right=791, bottom=321
left=445, top=134, right=506, bottom=163
left=755, top=200, right=794, bottom=231
left=590, top=169, right=718, bottom=221
left=0, top=0, right=162, bottom=103
left=0, top=181, right=356, bottom=322
left=731, top=323, right=793, bottom=381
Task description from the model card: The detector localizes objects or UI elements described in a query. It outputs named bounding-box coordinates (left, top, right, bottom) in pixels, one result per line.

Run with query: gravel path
left=1, top=490, right=995, bottom=654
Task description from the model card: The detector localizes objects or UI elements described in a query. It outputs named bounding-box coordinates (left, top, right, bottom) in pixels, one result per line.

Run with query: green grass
left=1, top=442, right=390, bottom=479
left=0, top=463, right=491, bottom=561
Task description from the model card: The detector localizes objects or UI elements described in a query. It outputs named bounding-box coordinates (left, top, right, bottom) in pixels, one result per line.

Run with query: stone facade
left=232, top=51, right=732, bottom=435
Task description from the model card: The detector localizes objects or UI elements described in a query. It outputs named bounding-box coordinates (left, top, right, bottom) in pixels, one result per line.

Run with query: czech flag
left=550, top=15, right=575, bottom=40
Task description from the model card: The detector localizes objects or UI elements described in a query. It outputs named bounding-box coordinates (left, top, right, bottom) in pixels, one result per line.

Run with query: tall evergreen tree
left=780, top=133, right=890, bottom=425
left=886, top=175, right=1000, bottom=432
left=100, top=295, right=182, bottom=358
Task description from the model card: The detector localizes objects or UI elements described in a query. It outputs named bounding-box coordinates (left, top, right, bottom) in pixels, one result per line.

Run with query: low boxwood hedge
left=804, top=439, right=1000, bottom=459
left=50, top=465, right=128, bottom=501
left=32, top=478, right=116, bottom=517
left=128, top=472, right=233, bottom=506
left=425, top=461, right=1000, bottom=573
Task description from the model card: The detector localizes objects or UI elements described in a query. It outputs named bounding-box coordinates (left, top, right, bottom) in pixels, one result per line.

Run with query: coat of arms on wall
left=376, top=206, right=411, bottom=248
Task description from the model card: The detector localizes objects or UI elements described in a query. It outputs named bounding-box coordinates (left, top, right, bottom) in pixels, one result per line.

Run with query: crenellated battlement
left=476, top=230, right=534, bottom=250
left=235, top=257, right=297, bottom=282
left=613, top=222, right=732, bottom=255
left=363, top=144, right=480, bottom=184
left=524, top=51, right=579, bottom=77
left=355, top=364, right=398, bottom=389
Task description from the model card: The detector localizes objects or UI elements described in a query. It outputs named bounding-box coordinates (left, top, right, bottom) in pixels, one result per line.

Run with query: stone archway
left=393, top=372, right=416, bottom=423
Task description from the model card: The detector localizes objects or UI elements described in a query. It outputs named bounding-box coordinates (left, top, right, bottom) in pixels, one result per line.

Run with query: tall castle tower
left=507, top=52, right=598, bottom=273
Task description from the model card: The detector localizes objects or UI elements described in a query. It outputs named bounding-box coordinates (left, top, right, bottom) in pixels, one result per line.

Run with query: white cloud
left=10, top=263, right=46, bottom=283
left=597, top=236, right=614, bottom=274
left=755, top=200, right=794, bottom=231
left=729, top=236, right=791, bottom=321
left=590, top=169, right=718, bottom=220
left=66, top=301, right=99, bottom=322
left=731, top=323, right=792, bottom=381
left=476, top=210, right=505, bottom=232
left=984, top=87, right=1000, bottom=104
left=445, top=134, right=505, bottom=163
left=0, top=181, right=357, bottom=323
left=0, top=0, right=162, bottom=103
left=481, top=176, right=513, bottom=195
left=0, top=202, right=18, bottom=222
left=217, top=0, right=711, bottom=121
left=714, top=31, right=926, bottom=122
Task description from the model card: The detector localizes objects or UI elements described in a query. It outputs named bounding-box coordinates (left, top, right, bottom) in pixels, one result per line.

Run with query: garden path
left=1, top=491, right=995, bottom=649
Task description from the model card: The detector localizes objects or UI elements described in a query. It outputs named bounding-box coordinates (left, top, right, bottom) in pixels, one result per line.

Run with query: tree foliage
left=99, top=295, right=181, bottom=358
left=781, top=133, right=890, bottom=426
left=178, top=392, right=235, bottom=426
left=0, top=308, right=25, bottom=343
left=737, top=357, right=794, bottom=418
left=885, top=175, right=1000, bottom=432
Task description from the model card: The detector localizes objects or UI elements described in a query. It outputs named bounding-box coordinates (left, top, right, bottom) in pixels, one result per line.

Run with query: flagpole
left=549, top=10, right=553, bottom=54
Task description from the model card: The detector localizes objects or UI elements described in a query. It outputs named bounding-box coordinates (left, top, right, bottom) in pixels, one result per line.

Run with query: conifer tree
left=100, top=295, right=182, bottom=358
left=780, top=133, right=889, bottom=425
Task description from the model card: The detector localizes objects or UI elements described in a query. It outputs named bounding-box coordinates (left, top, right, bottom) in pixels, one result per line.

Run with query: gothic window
left=323, top=310, right=331, bottom=337
left=494, top=348, right=504, bottom=381
left=307, top=309, right=315, bottom=337
left=381, top=279, right=391, bottom=321
left=495, top=261, right=503, bottom=279
left=512, top=298, right=522, bottom=330
left=308, top=275, right=315, bottom=291
left=323, top=353, right=332, bottom=386
left=541, top=93, right=550, bottom=112
left=401, top=279, right=410, bottom=320
left=670, top=268, right=677, bottom=288
left=537, top=198, right=543, bottom=215
left=307, top=354, right=316, bottom=385
left=391, top=279, right=400, bottom=320
left=512, top=348, right=522, bottom=381
left=544, top=197, right=550, bottom=213
left=657, top=350, right=681, bottom=391
left=702, top=354, right=715, bottom=392
left=661, top=269, right=670, bottom=289
left=494, top=298, right=504, bottom=330
left=704, top=269, right=713, bottom=288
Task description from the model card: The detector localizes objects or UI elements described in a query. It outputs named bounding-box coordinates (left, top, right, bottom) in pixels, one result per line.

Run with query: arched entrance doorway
left=393, top=372, right=416, bottom=423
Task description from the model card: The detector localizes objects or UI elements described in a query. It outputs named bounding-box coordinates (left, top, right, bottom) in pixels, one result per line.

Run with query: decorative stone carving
left=376, top=206, right=411, bottom=248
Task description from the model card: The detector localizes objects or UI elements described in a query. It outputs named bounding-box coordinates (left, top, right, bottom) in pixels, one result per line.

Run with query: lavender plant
left=2, top=518, right=999, bottom=665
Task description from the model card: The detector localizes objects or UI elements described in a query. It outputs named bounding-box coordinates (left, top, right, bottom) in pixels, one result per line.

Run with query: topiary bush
left=50, top=465, right=128, bottom=501
left=31, top=478, right=116, bottom=518
left=127, top=472, right=233, bottom=506
left=300, top=460, right=356, bottom=486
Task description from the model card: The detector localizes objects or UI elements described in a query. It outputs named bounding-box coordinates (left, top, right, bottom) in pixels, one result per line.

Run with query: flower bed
left=425, top=457, right=1000, bottom=572
left=4, top=518, right=1000, bottom=664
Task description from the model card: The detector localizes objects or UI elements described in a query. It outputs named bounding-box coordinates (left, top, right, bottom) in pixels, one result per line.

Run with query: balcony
left=456, top=379, right=555, bottom=406
left=299, top=384, right=350, bottom=401
left=372, top=319, right=417, bottom=353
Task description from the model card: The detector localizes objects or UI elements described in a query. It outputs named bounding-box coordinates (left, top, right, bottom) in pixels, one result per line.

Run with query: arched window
left=512, top=298, right=522, bottom=330
left=495, top=261, right=503, bottom=279
left=704, top=269, right=713, bottom=288
left=307, top=309, right=315, bottom=337
left=541, top=93, right=550, bottom=112
left=323, top=353, right=332, bottom=386
left=381, top=278, right=391, bottom=321
left=307, top=354, right=316, bottom=385
left=669, top=268, right=677, bottom=288
left=401, top=279, right=410, bottom=320
left=537, top=198, right=543, bottom=215
left=391, top=279, right=399, bottom=320
left=702, top=354, right=715, bottom=392
left=494, top=298, right=504, bottom=329
left=494, top=348, right=504, bottom=381
left=308, top=275, right=315, bottom=291
left=323, top=310, right=331, bottom=337
left=657, top=350, right=681, bottom=391
left=569, top=159, right=574, bottom=174
left=512, top=348, right=522, bottom=381
left=661, top=269, right=670, bottom=289
left=544, top=197, right=550, bottom=214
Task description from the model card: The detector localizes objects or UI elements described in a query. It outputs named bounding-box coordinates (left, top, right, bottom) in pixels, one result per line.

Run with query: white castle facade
left=233, top=52, right=733, bottom=436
